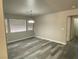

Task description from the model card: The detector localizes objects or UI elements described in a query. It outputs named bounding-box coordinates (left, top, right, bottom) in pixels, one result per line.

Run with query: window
left=27, top=20, right=35, bottom=30
left=5, top=18, right=35, bottom=33
left=5, top=18, right=26, bottom=33
left=9, top=19, right=26, bottom=32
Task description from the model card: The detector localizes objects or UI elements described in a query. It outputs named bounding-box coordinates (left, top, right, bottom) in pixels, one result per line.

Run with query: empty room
left=0, top=0, right=78, bottom=59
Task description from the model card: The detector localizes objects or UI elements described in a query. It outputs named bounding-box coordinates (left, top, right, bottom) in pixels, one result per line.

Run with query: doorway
left=70, top=15, right=78, bottom=40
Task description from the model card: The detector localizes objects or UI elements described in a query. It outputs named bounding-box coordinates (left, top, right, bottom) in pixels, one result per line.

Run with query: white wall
left=5, top=14, right=27, bottom=19
left=34, top=9, right=78, bottom=45
left=7, top=31, right=34, bottom=43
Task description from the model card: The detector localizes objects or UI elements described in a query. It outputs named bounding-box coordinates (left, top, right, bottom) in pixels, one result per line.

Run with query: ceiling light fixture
left=28, top=10, right=35, bottom=23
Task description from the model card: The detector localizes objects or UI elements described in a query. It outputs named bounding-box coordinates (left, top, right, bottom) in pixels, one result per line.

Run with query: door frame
left=66, top=15, right=78, bottom=41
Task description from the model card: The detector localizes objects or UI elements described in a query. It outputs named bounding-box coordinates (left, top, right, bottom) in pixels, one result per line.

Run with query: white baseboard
left=36, top=36, right=67, bottom=45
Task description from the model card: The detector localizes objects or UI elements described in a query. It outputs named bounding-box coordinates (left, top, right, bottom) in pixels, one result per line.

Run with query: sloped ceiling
left=3, top=0, right=78, bottom=16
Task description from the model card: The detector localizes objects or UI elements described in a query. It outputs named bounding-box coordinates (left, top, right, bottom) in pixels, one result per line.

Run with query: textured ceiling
left=3, top=0, right=78, bottom=16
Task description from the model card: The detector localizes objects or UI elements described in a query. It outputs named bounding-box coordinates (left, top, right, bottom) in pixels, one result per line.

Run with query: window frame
left=5, top=18, right=27, bottom=33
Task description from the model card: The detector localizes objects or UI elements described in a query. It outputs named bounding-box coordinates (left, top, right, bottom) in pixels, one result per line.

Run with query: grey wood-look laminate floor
left=7, top=37, right=78, bottom=59
left=59, top=37, right=78, bottom=59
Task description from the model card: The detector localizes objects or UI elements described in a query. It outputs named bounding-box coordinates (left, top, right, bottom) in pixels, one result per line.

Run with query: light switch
left=61, top=28, right=64, bottom=30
